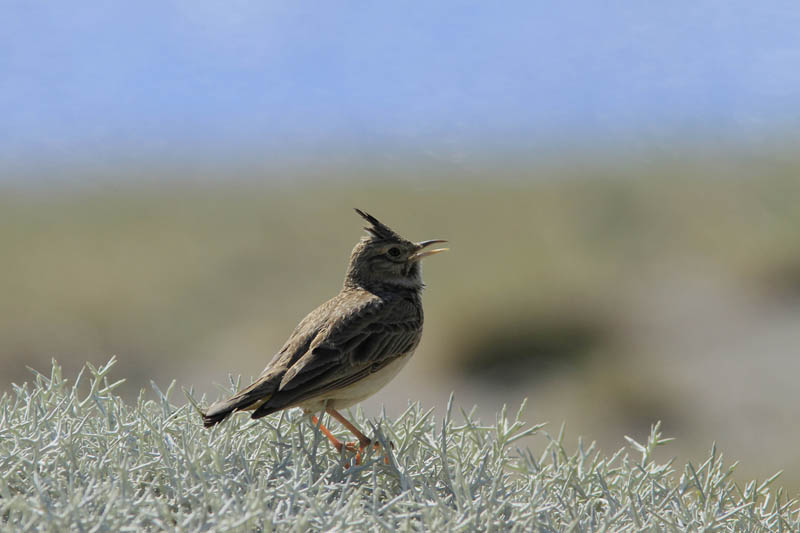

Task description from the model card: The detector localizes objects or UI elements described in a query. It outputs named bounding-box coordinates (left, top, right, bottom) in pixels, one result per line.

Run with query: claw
left=341, top=440, right=392, bottom=468
left=311, top=409, right=395, bottom=467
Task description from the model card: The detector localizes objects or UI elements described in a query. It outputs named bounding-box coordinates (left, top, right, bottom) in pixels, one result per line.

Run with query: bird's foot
left=339, top=439, right=393, bottom=467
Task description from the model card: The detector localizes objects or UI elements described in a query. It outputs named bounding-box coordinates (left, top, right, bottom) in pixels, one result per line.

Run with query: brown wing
left=202, top=290, right=374, bottom=426
left=251, top=291, right=422, bottom=418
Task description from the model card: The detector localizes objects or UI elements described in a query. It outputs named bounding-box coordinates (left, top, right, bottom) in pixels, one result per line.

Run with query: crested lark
left=202, top=209, right=447, bottom=461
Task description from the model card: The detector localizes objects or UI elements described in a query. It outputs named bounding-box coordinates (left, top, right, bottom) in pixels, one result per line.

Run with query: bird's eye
left=387, top=247, right=402, bottom=258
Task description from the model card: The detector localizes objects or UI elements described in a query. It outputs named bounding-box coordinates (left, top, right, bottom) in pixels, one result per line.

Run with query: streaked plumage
left=202, top=209, right=447, bottom=454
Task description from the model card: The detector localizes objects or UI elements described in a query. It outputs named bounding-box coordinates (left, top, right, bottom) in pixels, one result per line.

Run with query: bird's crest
left=355, top=209, right=403, bottom=241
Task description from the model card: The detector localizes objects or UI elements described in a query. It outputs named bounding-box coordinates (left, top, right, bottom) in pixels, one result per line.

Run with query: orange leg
left=326, top=407, right=371, bottom=448
left=310, top=415, right=360, bottom=454
left=326, top=407, right=390, bottom=465
left=309, top=408, right=391, bottom=465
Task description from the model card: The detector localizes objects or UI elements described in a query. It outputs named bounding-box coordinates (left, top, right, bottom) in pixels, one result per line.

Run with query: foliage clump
left=1, top=358, right=797, bottom=531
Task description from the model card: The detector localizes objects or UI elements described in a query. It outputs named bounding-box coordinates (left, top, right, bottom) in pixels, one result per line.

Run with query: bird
left=201, top=209, right=447, bottom=462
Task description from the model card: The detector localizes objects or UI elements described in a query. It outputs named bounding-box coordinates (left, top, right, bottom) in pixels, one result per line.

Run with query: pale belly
left=298, top=351, right=415, bottom=412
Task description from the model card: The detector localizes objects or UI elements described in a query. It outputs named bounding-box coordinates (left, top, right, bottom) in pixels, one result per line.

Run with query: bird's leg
left=326, top=407, right=390, bottom=465
left=326, top=407, right=371, bottom=448
left=310, top=415, right=346, bottom=453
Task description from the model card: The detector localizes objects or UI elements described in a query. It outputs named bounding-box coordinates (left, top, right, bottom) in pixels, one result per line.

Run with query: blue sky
left=3, top=1, right=800, bottom=177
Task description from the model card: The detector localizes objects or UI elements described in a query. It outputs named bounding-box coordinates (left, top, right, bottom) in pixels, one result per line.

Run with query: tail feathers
left=202, top=393, right=273, bottom=427
left=202, top=378, right=277, bottom=428
left=202, top=404, right=234, bottom=428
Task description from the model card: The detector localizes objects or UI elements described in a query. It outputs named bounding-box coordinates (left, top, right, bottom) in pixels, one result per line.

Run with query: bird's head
left=344, top=209, right=448, bottom=290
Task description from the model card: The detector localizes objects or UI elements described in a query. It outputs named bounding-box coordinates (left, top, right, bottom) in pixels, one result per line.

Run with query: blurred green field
left=2, top=153, right=800, bottom=493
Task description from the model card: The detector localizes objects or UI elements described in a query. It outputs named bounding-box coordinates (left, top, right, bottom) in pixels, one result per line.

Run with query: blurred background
left=3, top=1, right=800, bottom=493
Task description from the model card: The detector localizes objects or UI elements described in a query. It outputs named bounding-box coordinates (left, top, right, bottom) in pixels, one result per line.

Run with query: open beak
left=409, top=239, right=449, bottom=262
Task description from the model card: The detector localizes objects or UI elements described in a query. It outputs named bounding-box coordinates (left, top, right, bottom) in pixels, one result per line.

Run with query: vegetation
left=1, top=359, right=797, bottom=531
